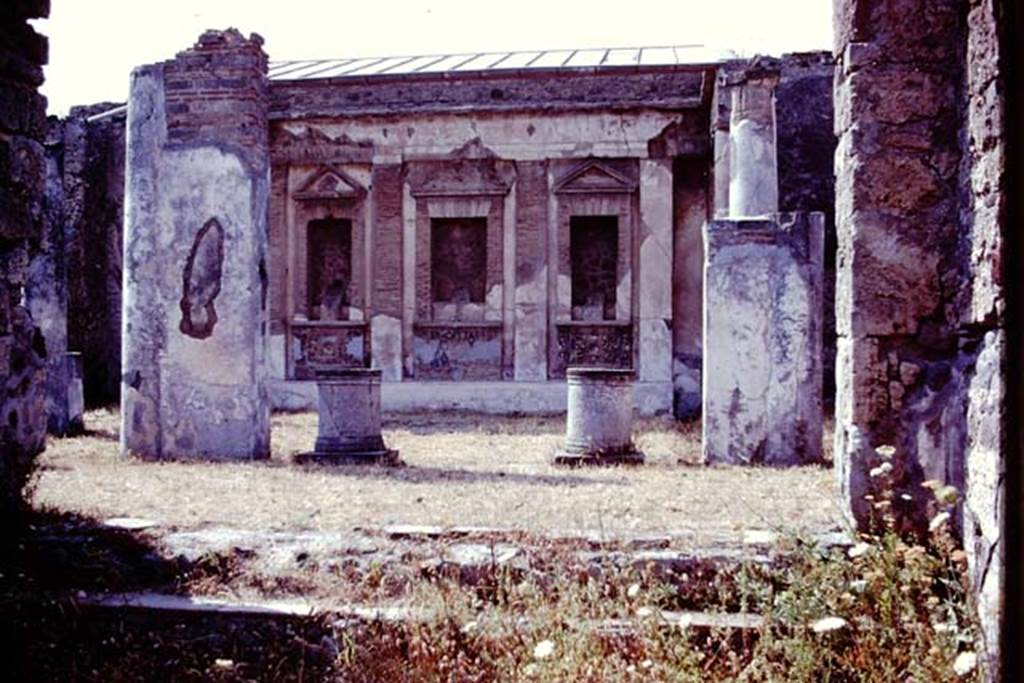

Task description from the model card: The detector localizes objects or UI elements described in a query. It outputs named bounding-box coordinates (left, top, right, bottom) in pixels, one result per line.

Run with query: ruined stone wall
left=0, top=0, right=49, bottom=512
left=833, top=0, right=1006, bottom=673
left=62, top=105, right=125, bottom=407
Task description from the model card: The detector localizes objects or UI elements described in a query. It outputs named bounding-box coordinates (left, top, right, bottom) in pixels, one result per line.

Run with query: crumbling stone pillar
left=121, top=29, right=271, bottom=459
left=702, top=213, right=824, bottom=465
left=553, top=368, right=643, bottom=466
left=833, top=0, right=966, bottom=532
left=296, top=368, right=400, bottom=465
left=727, top=66, right=779, bottom=218
left=0, top=0, right=49, bottom=513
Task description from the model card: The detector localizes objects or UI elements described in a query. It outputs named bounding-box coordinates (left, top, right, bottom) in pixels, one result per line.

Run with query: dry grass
left=32, top=409, right=843, bottom=544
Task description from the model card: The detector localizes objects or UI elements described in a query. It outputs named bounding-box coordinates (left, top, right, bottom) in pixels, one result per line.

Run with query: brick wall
left=370, top=165, right=404, bottom=318
left=163, top=29, right=268, bottom=172
left=270, top=69, right=708, bottom=119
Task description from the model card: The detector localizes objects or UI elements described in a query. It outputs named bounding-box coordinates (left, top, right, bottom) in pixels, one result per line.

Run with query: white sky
left=34, top=0, right=833, bottom=116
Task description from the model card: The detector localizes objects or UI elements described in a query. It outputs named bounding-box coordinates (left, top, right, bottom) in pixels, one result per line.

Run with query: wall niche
left=307, top=218, right=352, bottom=321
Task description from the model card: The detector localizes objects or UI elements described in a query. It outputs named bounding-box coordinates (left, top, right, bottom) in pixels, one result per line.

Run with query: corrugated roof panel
left=417, top=53, right=475, bottom=73
left=395, top=55, right=448, bottom=74
left=490, top=51, right=541, bottom=69
left=565, top=49, right=607, bottom=68
left=452, top=53, right=499, bottom=71
left=346, top=56, right=407, bottom=76
left=268, top=45, right=727, bottom=81
left=327, top=57, right=387, bottom=76
left=602, top=48, right=641, bottom=66
left=529, top=49, right=574, bottom=68
left=675, top=45, right=738, bottom=64
left=267, top=60, right=322, bottom=78
left=639, top=47, right=678, bottom=66
left=284, top=59, right=358, bottom=80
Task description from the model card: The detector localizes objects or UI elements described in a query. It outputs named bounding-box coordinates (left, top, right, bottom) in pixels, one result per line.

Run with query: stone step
left=75, top=591, right=763, bottom=636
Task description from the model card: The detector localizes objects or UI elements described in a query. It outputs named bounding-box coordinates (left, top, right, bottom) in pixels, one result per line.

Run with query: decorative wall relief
left=291, top=322, right=368, bottom=379
left=551, top=322, right=633, bottom=378
left=413, top=323, right=502, bottom=380
left=179, top=218, right=225, bottom=339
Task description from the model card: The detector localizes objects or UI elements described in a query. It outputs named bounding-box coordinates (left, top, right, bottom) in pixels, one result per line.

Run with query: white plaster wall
left=284, top=110, right=683, bottom=162
left=638, top=159, right=674, bottom=385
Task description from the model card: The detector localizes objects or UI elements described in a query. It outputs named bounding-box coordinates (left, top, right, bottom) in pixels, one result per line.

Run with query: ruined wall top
left=157, top=28, right=270, bottom=174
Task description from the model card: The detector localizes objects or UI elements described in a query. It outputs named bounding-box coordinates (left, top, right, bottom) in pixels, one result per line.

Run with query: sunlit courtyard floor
left=32, top=409, right=844, bottom=546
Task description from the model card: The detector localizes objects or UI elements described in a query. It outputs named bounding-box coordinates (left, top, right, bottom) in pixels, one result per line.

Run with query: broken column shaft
left=727, top=70, right=779, bottom=218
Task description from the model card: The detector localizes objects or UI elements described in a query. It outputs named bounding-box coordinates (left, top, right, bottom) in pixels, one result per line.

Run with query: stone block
left=295, top=368, right=400, bottom=466
left=702, top=214, right=824, bottom=466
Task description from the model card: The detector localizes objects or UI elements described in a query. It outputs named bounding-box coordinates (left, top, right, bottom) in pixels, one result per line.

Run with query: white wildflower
left=626, top=583, right=641, bottom=599
left=636, top=606, right=654, bottom=618
left=533, top=639, right=555, bottom=660
left=953, top=651, right=977, bottom=676
left=869, top=462, right=893, bottom=478
left=849, top=580, right=867, bottom=593
left=641, top=659, right=654, bottom=669
left=811, top=616, right=848, bottom=634
left=929, top=512, right=951, bottom=533
left=935, top=485, right=960, bottom=505
left=875, top=445, right=896, bottom=459
left=848, top=542, right=872, bottom=559
left=462, top=620, right=478, bottom=634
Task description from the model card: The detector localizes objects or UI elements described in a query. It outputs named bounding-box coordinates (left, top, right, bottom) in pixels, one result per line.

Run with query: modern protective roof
left=268, top=45, right=736, bottom=81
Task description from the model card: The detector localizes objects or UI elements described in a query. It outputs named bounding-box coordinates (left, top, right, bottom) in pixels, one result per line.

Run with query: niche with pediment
left=287, top=164, right=371, bottom=378
left=549, top=158, right=639, bottom=378
left=407, top=157, right=514, bottom=380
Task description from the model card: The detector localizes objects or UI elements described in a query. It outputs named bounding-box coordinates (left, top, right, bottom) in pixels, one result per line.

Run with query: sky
left=33, top=0, right=833, bottom=116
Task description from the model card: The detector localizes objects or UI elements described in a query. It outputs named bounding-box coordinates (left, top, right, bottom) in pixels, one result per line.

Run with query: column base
left=294, top=449, right=403, bottom=467
left=551, top=449, right=645, bottom=467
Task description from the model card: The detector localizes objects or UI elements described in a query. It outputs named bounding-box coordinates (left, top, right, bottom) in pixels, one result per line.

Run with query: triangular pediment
left=554, top=160, right=637, bottom=194
left=293, top=166, right=366, bottom=201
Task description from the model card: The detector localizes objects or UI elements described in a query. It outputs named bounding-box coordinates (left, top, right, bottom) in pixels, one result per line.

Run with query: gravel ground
left=32, top=409, right=844, bottom=544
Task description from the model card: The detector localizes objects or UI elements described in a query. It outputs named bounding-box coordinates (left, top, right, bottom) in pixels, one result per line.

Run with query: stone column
left=121, top=30, right=271, bottom=459
left=553, top=368, right=643, bottom=466
left=702, top=213, right=824, bottom=466
left=727, top=68, right=779, bottom=218
left=296, top=368, right=399, bottom=465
